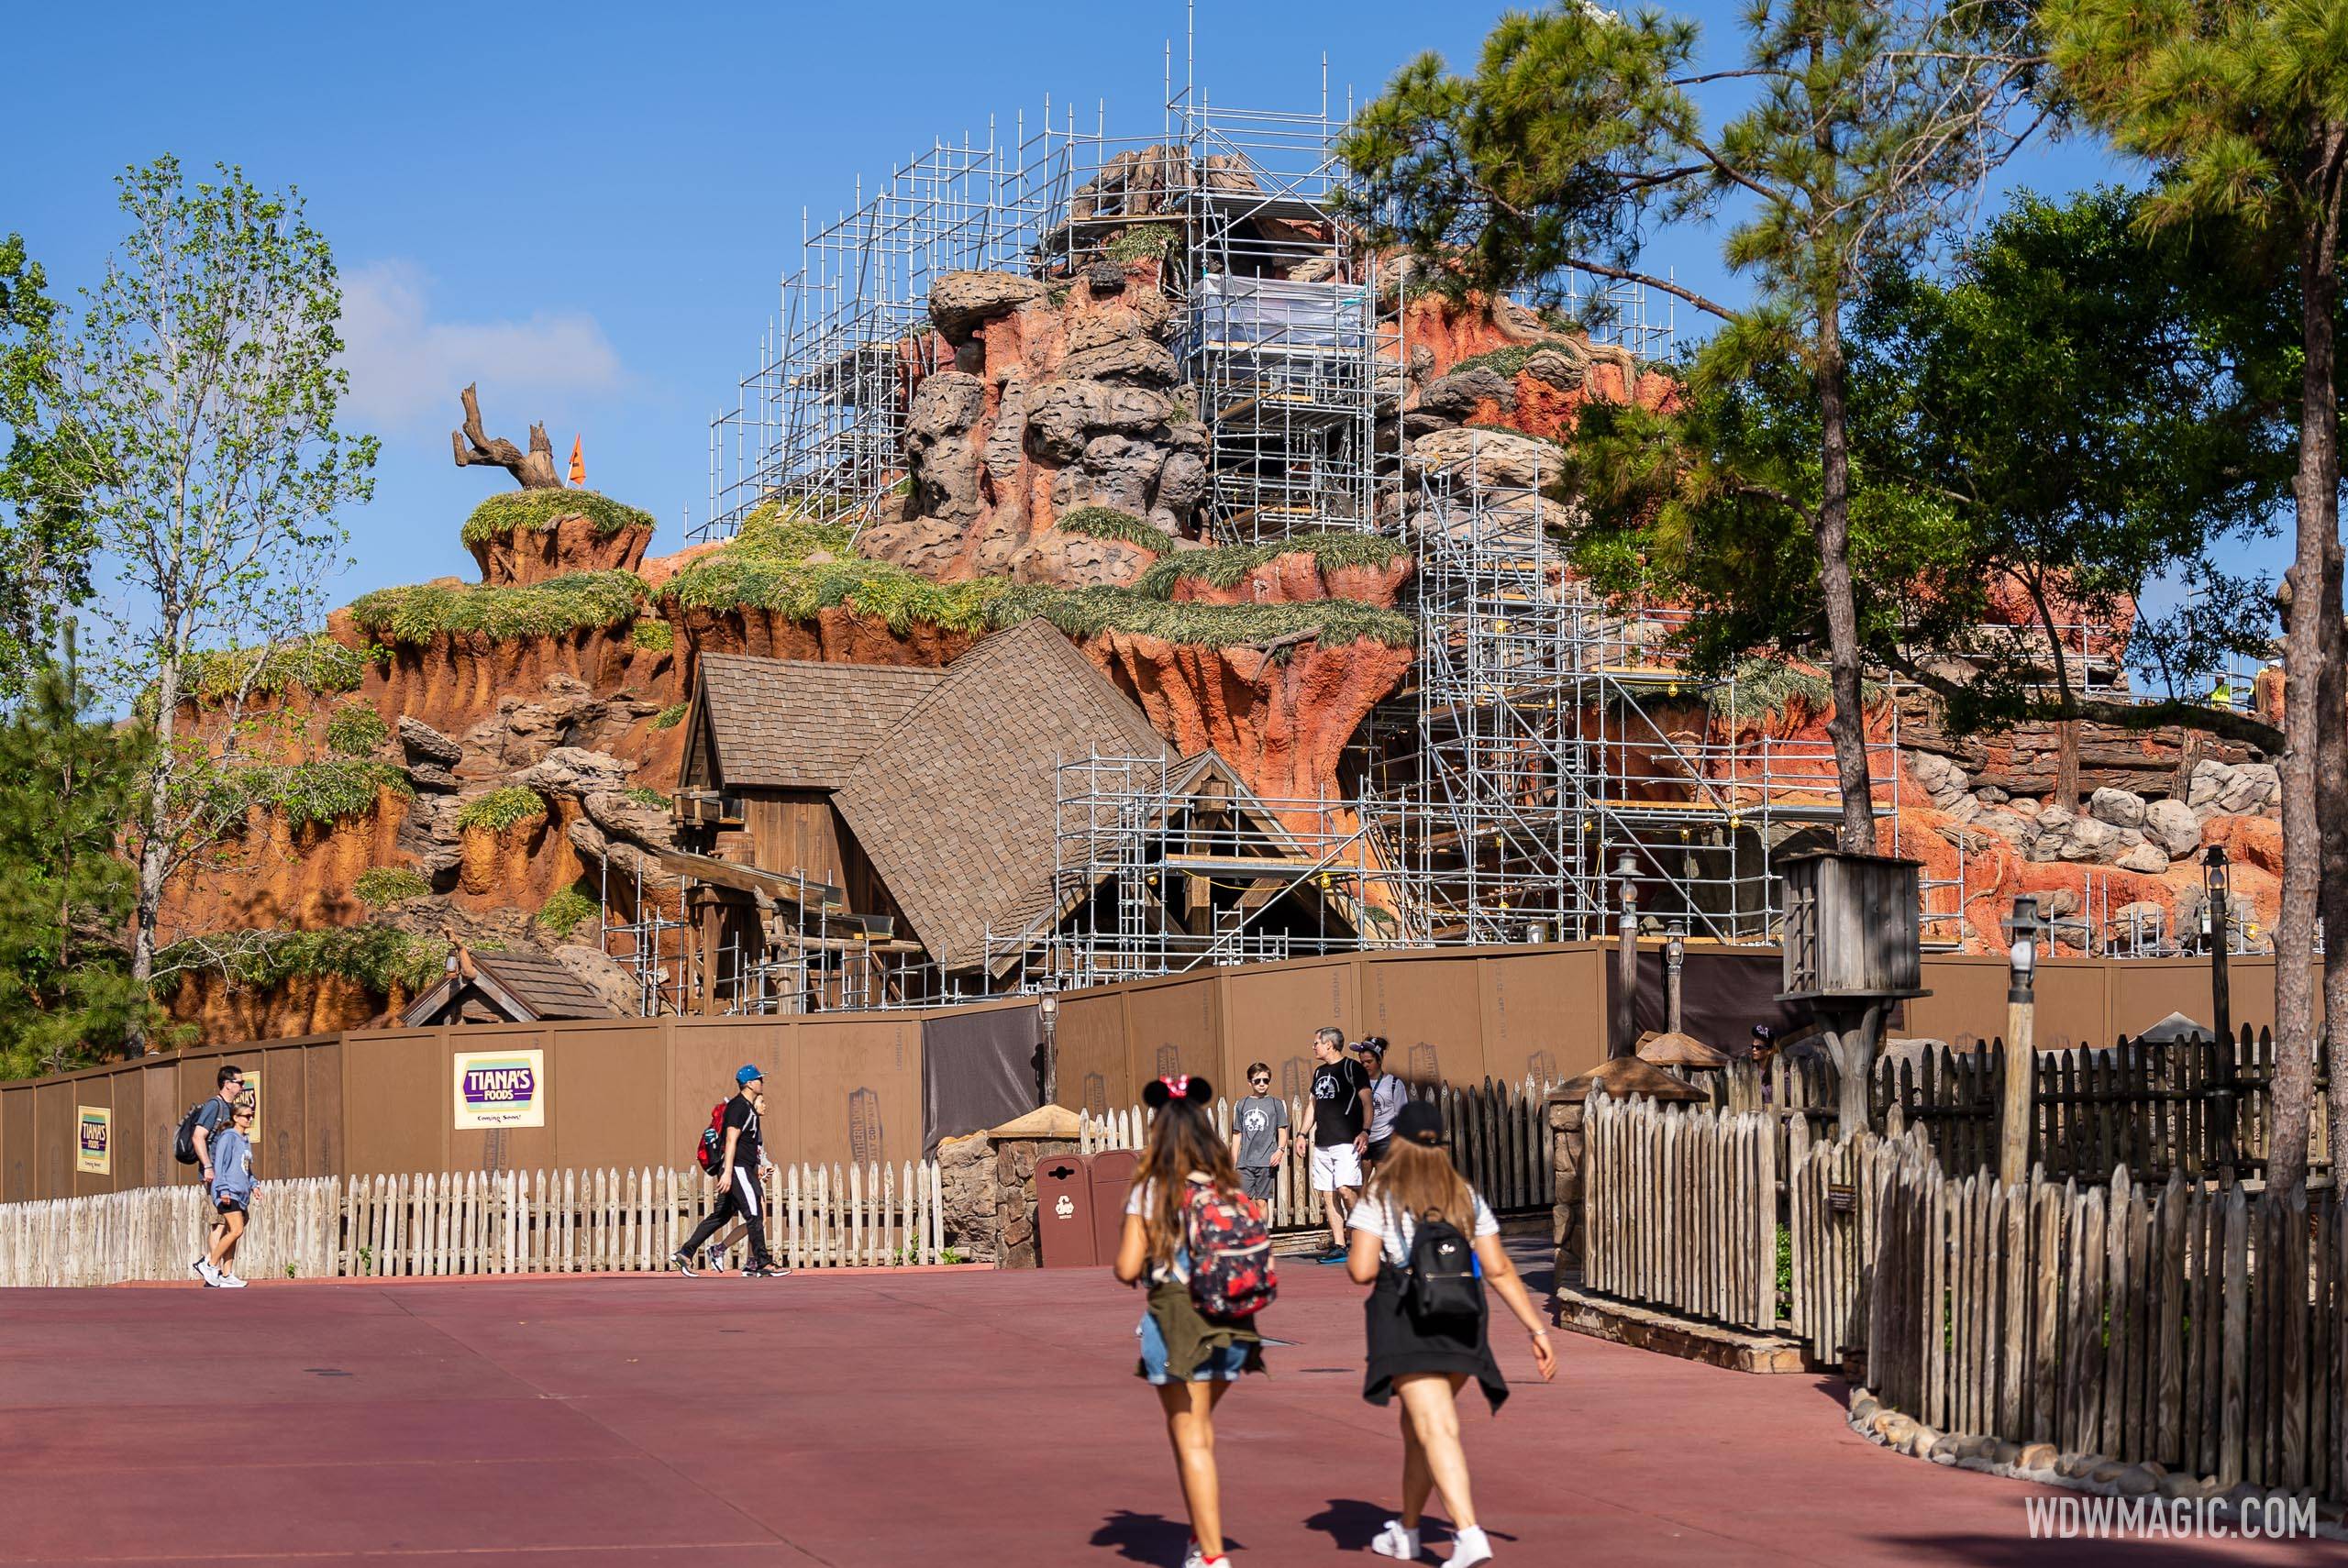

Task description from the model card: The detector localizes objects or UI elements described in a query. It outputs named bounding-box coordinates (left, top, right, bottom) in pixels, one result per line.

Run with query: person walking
left=1295, top=1026, right=1368, bottom=1263
left=1229, top=1063, right=1289, bottom=1208
left=187, top=1064, right=246, bottom=1287
left=697, top=1088, right=781, bottom=1274
left=1358, top=1037, right=1408, bottom=1172
left=1113, top=1075, right=1265, bottom=1568
left=200, top=1099, right=258, bottom=1288
left=672, top=1066, right=787, bottom=1278
left=1346, top=1099, right=1556, bottom=1565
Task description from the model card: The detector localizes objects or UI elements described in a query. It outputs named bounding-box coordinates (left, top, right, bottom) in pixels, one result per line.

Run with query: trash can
left=1089, top=1148, right=1139, bottom=1263
left=1035, top=1153, right=1096, bottom=1267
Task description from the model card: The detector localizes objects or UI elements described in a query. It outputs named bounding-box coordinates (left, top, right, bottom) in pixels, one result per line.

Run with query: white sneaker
left=194, top=1261, right=223, bottom=1287
left=1183, top=1540, right=1205, bottom=1568
left=1371, top=1519, right=1423, bottom=1559
left=1445, top=1527, right=1492, bottom=1565
left=216, top=1272, right=248, bottom=1289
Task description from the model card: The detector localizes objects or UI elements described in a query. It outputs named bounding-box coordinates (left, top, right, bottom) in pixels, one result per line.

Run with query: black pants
left=681, top=1166, right=771, bottom=1267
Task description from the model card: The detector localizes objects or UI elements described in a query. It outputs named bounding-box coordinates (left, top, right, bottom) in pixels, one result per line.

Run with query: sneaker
left=1445, top=1526, right=1492, bottom=1565
left=1370, top=1520, right=1423, bottom=1560
left=1316, top=1245, right=1349, bottom=1264
left=194, top=1260, right=222, bottom=1287
left=1183, top=1539, right=1204, bottom=1568
left=216, top=1272, right=248, bottom=1290
left=670, top=1251, right=699, bottom=1276
left=744, top=1263, right=792, bottom=1278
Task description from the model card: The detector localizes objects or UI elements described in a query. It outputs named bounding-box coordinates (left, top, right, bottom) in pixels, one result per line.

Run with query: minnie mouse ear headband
left=1141, top=1074, right=1214, bottom=1109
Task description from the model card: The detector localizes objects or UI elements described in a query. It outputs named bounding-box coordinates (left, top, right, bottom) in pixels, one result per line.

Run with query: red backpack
left=694, top=1103, right=727, bottom=1174
left=1183, top=1182, right=1277, bottom=1320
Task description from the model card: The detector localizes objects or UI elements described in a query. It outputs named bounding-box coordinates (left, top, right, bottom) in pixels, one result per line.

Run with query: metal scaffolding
left=1362, top=458, right=1906, bottom=945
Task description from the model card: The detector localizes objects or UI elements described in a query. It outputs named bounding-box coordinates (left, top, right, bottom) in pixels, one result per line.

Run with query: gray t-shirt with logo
left=1233, top=1094, right=1290, bottom=1168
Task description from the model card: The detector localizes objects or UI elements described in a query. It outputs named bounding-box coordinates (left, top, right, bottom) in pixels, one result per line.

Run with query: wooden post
left=2001, top=1006, right=2034, bottom=1187
left=1612, top=865, right=1638, bottom=1059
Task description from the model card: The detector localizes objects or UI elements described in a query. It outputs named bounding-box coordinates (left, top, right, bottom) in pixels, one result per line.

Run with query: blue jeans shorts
left=1136, top=1309, right=1253, bottom=1385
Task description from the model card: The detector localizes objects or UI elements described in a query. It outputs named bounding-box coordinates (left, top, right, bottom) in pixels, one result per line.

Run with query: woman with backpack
left=1113, top=1075, right=1272, bottom=1568
left=1346, top=1099, right=1554, bottom=1565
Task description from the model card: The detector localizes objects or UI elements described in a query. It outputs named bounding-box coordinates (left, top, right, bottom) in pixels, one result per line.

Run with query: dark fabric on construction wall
left=922, top=1003, right=1042, bottom=1156
left=1610, top=948, right=1868, bottom=1055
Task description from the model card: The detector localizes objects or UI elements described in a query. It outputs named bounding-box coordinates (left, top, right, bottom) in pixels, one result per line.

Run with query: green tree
left=0, top=637, right=158, bottom=1078
left=1344, top=0, right=2044, bottom=865
left=1572, top=188, right=2295, bottom=759
left=0, top=235, right=96, bottom=702
left=5, top=160, right=377, bottom=1046
left=2049, top=0, right=2348, bottom=1196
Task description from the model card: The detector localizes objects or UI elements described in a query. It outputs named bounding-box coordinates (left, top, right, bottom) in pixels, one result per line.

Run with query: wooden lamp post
left=2203, top=845, right=2240, bottom=1180
left=1998, top=895, right=2043, bottom=1186
left=1611, top=851, right=1640, bottom=1059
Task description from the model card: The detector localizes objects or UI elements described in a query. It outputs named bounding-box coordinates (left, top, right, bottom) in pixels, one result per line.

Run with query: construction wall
left=0, top=944, right=2313, bottom=1202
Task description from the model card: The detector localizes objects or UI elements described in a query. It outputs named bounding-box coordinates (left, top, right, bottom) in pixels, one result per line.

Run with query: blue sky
left=4, top=0, right=2159, bottom=606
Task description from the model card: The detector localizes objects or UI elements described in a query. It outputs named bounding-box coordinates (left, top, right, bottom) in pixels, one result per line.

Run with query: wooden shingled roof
left=688, top=655, right=947, bottom=791
left=832, top=618, right=1173, bottom=974
left=401, top=947, right=626, bottom=1026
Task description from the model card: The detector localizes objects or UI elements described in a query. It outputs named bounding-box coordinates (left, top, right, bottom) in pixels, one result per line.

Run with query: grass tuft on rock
left=537, top=888, right=598, bottom=940
left=623, top=785, right=671, bottom=811
left=183, top=636, right=367, bottom=702
left=989, top=586, right=1413, bottom=652
left=1133, top=531, right=1412, bottom=599
left=324, top=701, right=390, bottom=757
left=629, top=617, right=674, bottom=652
left=354, top=867, right=431, bottom=909
left=156, top=924, right=451, bottom=998
left=242, top=758, right=413, bottom=828
left=1057, top=506, right=1168, bottom=551
left=349, top=571, right=649, bottom=645
left=460, top=490, right=656, bottom=548
left=650, top=701, right=688, bottom=730
left=456, top=786, right=548, bottom=834
left=664, top=512, right=1004, bottom=635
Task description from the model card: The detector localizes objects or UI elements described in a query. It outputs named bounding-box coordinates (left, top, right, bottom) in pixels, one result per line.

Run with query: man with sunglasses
left=188, top=1065, right=246, bottom=1287
left=1229, top=1061, right=1290, bottom=1207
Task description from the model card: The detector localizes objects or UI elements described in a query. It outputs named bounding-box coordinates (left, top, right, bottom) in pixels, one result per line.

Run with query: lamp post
left=1999, top=895, right=2041, bottom=1186
left=2204, top=845, right=2239, bottom=1180
left=1038, top=990, right=1060, bottom=1108
left=1611, top=851, right=1639, bottom=1059
left=1665, top=922, right=1687, bottom=1035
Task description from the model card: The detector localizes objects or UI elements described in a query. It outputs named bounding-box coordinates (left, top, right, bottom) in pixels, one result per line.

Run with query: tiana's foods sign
left=452, top=1050, right=546, bottom=1129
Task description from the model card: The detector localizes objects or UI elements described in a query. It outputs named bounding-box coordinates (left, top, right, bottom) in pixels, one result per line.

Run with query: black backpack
left=172, top=1101, right=208, bottom=1165
left=1402, top=1209, right=1483, bottom=1323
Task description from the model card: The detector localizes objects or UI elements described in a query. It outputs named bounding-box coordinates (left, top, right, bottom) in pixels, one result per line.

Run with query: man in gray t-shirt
left=1230, top=1062, right=1290, bottom=1204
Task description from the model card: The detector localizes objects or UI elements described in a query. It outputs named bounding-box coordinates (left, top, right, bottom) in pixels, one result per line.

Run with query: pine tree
left=0, top=641, right=157, bottom=1078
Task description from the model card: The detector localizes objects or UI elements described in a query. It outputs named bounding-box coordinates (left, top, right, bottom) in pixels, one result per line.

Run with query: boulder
left=1058, top=337, right=1181, bottom=387
left=581, top=790, right=675, bottom=850
left=397, top=716, right=463, bottom=767
left=2088, top=786, right=2146, bottom=829
left=2218, top=762, right=2278, bottom=815
left=1976, top=808, right=2038, bottom=846
left=551, top=944, right=639, bottom=1016
left=515, top=747, right=634, bottom=800
left=1406, top=426, right=1566, bottom=491
left=1522, top=347, right=1587, bottom=391
left=1907, top=749, right=1966, bottom=803
left=2015, top=1442, right=2059, bottom=1474
left=1025, top=380, right=1175, bottom=461
left=1415, top=364, right=1518, bottom=419
left=2144, top=797, right=2201, bottom=858
left=407, top=762, right=461, bottom=793
left=927, top=271, right=1046, bottom=339
left=393, top=793, right=464, bottom=879
left=2116, top=841, right=2172, bottom=875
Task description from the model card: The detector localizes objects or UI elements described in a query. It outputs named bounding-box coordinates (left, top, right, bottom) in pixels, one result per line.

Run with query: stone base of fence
left=1844, top=1386, right=2348, bottom=1538
left=1552, top=1284, right=1813, bottom=1374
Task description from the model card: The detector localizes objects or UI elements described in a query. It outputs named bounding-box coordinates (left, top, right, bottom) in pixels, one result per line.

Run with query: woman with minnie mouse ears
left=1113, top=1074, right=1264, bottom=1568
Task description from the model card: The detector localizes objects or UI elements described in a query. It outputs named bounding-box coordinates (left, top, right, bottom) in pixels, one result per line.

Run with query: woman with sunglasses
left=203, top=1100, right=259, bottom=1288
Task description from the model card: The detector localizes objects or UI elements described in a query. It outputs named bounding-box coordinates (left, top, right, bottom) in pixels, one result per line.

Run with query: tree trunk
left=1813, top=304, right=1877, bottom=853
left=2055, top=720, right=2082, bottom=813
left=2268, top=145, right=2344, bottom=1198
left=126, top=645, right=181, bottom=1056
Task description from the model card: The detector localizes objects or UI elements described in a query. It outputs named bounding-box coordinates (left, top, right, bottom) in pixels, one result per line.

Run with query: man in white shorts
left=1294, top=1025, right=1368, bottom=1264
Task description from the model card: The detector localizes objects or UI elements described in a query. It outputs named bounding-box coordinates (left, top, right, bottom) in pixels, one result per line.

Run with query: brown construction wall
left=0, top=945, right=2316, bottom=1203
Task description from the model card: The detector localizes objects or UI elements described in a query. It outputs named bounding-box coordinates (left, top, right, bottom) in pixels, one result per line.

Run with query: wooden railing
left=1865, top=1145, right=2346, bottom=1502
left=1578, top=1094, right=1778, bottom=1332
left=1688, top=1029, right=2329, bottom=1187
left=0, top=1162, right=947, bottom=1288
left=1082, top=1075, right=1559, bottom=1231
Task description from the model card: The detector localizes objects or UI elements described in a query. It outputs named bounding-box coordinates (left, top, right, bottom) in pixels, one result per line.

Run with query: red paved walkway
left=0, top=1256, right=2328, bottom=1567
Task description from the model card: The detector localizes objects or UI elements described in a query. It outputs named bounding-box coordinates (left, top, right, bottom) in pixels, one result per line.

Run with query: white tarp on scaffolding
left=1191, top=274, right=1370, bottom=353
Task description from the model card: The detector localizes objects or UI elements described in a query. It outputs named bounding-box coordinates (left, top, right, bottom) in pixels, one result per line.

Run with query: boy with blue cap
left=672, top=1065, right=786, bottom=1278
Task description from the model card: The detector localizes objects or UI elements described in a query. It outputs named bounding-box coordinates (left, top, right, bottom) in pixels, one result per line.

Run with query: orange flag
left=568, top=435, right=585, bottom=488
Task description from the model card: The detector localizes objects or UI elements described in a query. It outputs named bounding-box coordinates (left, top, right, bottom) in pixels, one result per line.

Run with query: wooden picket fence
left=0, top=1161, right=946, bottom=1288
left=1578, top=1094, right=1779, bottom=1333
left=1866, top=1149, right=2348, bottom=1504
left=1080, top=1075, right=1558, bottom=1231
left=1689, top=1028, right=2328, bottom=1187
